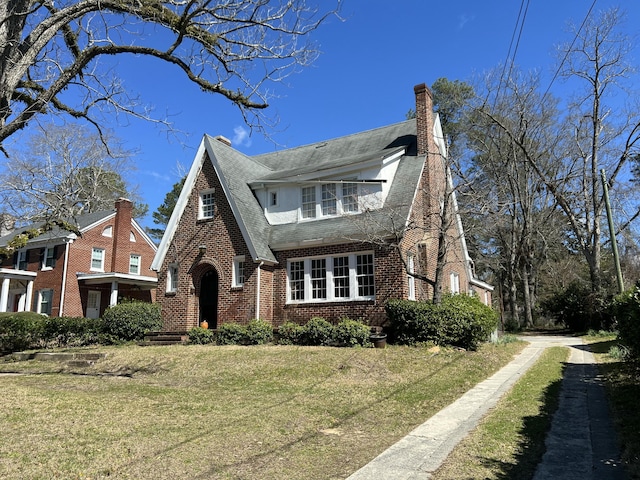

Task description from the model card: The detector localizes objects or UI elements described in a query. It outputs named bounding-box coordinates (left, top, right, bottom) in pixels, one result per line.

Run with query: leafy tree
left=0, top=0, right=340, bottom=152
left=148, top=176, right=186, bottom=242
left=0, top=123, right=147, bottom=224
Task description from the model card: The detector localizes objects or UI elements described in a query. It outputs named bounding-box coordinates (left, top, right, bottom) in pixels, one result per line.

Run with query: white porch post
left=110, top=280, right=119, bottom=306
left=25, top=280, right=34, bottom=312
left=0, top=277, right=10, bottom=312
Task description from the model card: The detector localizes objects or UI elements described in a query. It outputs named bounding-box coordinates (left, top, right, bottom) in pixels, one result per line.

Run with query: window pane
left=168, top=265, right=178, bottom=292
left=39, top=289, right=53, bottom=315
left=236, top=260, right=245, bottom=286
left=321, top=183, right=337, bottom=215
left=342, top=183, right=359, bottom=212
left=91, top=248, right=103, bottom=270
left=301, top=186, right=316, bottom=218
left=129, top=255, right=140, bottom=274
left=201, top=191, right=215, bottom=218
left=289, top=260, right=305, bottom=301
left=44, top=247, right=55, bottom=268
left=333, top=256, right=350, bottom=298
left=356, top=254, right=375, bottom=297
left=311, top=258, right=326, bottom=299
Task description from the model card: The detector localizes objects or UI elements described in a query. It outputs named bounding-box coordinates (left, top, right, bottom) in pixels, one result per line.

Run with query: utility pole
left=601, top=169, right=624, bottom=294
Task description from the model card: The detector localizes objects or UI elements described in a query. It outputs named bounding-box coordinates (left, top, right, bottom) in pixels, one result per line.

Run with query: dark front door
left=199, top=269, right=219, bottom=329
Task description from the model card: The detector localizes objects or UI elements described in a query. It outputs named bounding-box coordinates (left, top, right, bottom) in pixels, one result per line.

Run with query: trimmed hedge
left=334, top=318, right=370, bottom=347
left=216, top=323, right=247, bottom=345
left=187, top=326, right=215, bottom=345
left=0, top=312, right=47, bottom=353
left=612, top=282, right=640, bottom=359
left=386, top=295, right=498, bottom=350
left=299, top=317, right=335, bottom=346
left=277, top=321, right=304, bottom=345
left=101, top=302, right=162, bottom=342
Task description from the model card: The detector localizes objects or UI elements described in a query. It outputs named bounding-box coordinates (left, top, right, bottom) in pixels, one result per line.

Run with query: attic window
left=269, top=191, right=278, bottom=207
left=130, top=231, right=136, bottom=242
left=102, top=225, right=113, bottom=237
left=300, top=182, right=360, bottom=220
left=199, top=188, right=216, bottom=219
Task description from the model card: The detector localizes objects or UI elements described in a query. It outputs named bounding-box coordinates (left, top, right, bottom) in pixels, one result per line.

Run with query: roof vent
left=215, top=135, right=232, bottom=147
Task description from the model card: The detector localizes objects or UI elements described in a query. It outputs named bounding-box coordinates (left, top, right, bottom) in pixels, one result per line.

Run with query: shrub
left=101, top=302, right=161, bottom=342
left=187, top=327, right=215, bottom=345
left=386, top=295, right=498, bottom=350
left=611, top=282, right=640, bottom=359
left=299, top=317, right=335, bottom=346
left=245, top=319, right=273, bottom=345
left=277, top=321, right=304, bottom=345
left=0, top=312, right=47, bottom=353
left=333, top=318, right=370, bottom=347
left=541, top=282, right=613, bottom=332
left=41, top=316, right=103, bottom=347
left=216, top=322, right=247, bottom=345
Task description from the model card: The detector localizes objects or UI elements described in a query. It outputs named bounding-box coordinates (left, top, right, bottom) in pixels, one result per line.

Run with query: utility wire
left=541, top=0, right=598, bottom=99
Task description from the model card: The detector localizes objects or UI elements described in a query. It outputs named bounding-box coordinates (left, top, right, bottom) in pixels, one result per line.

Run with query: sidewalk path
left=348, top=335, right=626, bottom=480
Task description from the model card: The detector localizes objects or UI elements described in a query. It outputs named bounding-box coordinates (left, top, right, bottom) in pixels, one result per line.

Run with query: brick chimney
left=414, top=83, right=434, bottom=156
left=111, top=198, right=133, bottom=273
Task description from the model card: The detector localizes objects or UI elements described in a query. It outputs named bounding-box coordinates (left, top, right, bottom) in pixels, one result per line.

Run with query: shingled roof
left=152, top=119, right=426, bottom=269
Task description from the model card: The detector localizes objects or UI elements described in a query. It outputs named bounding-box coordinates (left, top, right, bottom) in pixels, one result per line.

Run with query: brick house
left=151, top=83, right=493, bottom=331
left=0, top=199, right=157, bottom=318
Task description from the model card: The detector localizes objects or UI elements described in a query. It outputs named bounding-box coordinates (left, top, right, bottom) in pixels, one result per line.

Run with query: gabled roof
left=152, top=120, right=423, bottom=270
left=0, top=208, right=156, bottom=251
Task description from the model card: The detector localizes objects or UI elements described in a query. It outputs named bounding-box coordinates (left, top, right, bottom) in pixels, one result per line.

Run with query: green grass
left=585, top=334, right=640, bottom=479
left=431, top=346, right=569, bottom=480
left=0, top=342, right=524, bottom=480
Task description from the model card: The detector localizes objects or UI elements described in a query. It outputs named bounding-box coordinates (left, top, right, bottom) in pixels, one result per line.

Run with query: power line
left=541, top=0, right=598, bottom=99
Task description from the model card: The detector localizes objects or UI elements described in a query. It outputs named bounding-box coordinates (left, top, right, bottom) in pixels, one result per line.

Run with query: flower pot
left=370, top=334, right=387, bottom=348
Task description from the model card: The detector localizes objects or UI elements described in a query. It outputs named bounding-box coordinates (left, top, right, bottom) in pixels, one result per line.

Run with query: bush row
left=188, top=317, right=372, bottom=347
left=0, top=302, right=162, bottom=354
left=385, top=295, right=498, bottom=350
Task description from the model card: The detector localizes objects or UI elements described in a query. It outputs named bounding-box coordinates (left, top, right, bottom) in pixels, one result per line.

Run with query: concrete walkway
left=347, top=335, right=627, bottom=480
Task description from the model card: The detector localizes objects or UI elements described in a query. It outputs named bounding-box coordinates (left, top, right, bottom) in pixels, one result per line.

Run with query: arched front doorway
left=199, top=269, right=219, bottom=329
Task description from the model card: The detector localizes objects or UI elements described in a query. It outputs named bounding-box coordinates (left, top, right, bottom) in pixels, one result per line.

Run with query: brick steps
left=141, top=331, right=188, bottom=346
left=7, top=352, right=106, bottom=367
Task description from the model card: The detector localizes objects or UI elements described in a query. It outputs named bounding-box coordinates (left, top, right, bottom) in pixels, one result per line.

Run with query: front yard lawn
left=0, top=342, right=523, bottom=479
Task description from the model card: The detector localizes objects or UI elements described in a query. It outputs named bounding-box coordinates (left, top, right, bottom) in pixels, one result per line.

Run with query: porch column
left=110, top=280, right=119, bottom=306
left=0, top=277, right=10, bottom=312
left=25, top=280, right=34, bottom=312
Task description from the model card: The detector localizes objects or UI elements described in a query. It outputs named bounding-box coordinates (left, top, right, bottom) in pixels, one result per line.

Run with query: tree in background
left=148, top=176, right=186, bottom=242
left=0, top=123, right=147, bottom=224
left=0, top=0, right=341, bottom=152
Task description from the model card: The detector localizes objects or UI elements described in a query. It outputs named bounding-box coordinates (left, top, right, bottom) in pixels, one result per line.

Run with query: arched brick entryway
left=199, top=268, right=219, bottom=329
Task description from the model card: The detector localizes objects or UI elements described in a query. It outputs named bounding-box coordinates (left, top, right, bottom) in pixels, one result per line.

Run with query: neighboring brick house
left=0, top=199, right=157, bottom=318
left=151, top=83, right=493, bottom=331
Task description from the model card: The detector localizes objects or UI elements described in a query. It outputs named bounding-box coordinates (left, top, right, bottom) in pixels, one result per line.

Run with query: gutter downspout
left=256, top=261, right=264, bottom=319
left=59, top=240, right=71, bottom=316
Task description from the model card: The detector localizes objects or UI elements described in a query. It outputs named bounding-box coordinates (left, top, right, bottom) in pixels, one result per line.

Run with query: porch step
left=141, top=331, right=188, bottom=346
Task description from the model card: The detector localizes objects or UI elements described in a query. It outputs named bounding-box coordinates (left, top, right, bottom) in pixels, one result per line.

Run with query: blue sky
left=13, top=1, right=640, bottom=230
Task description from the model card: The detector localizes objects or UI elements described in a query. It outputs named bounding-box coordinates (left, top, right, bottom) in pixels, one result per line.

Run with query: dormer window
left=300, top=182, right=359, bottom=220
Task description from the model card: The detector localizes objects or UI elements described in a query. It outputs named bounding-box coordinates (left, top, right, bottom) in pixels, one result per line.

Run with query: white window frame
left=167, top=264, right=179, bottom=293
left=269, top=189, right=279, bottom=207
left=286, top=251, right=375, bottom=304
left=102, top=225, right=113, bottom=237
left=42, top=246, right=55, bottom=270
left=37, top=289, right=53, bottom=315
left=407, top=254, right=416, bottom=301
left=450, top=272, right=460, bottom=294
left=300, top=182, right=360, bottom=220
left=301, top=186, right=316, bottom=219
left=15, top=249, right=28, bottom=270
left=199, top=188, right=216, bottom=219
left=91, top=248, right=105, bottom=272
left=129, top=254, right=141, bottom=275
left=232, top=256, right=245, bottom=288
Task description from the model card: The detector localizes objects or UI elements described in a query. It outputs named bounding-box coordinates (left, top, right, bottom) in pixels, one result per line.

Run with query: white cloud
left=232, top=125, right=252, bottom=148
left=458, top=13, right=475, bottom=30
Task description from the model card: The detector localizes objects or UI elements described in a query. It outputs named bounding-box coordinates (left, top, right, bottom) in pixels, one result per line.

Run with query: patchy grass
left=0, top=342, right=523, bottom=480
left=585, top=334, right=640, bottom=479
left=431, top=346, right=569, bottom=480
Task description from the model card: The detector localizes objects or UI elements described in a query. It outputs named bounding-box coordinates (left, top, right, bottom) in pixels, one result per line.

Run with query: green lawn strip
left=586, top=334, right=640, bottom=478
left=431, top=346, right=569, bottom=480
left=0, top=342, right=524, bottom=480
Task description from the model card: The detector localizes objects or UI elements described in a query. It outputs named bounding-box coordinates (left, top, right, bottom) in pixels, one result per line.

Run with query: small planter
left=369, top=333, right=387, bottom=349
